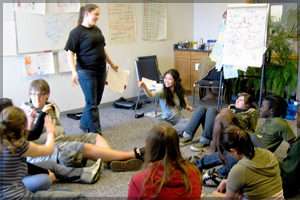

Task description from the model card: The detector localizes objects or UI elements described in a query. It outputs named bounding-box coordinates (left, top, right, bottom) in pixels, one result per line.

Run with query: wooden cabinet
left=174, top=50, right=210, bottom=92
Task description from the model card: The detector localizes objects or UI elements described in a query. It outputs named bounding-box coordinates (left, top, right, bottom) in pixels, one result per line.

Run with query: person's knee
left=207, top=107, right=218, bottom=115
left=196, top=106, right=207, bottom=114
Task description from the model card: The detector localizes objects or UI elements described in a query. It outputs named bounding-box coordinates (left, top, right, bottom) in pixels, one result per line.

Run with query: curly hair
left=264, top=94, right=288, bottom=118
left=0, top=107, right=28, bottom=154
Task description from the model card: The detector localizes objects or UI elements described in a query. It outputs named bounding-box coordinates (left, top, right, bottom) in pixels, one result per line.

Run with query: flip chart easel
left=222, top=3, right=270, bottom=113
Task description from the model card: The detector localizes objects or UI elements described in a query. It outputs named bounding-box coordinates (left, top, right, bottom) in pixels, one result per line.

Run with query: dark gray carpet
left=49, top=95, right=299, bottom=198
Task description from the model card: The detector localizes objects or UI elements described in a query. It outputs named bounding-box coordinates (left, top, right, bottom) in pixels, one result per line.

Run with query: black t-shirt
left=65, top=25, right=106, bottom=71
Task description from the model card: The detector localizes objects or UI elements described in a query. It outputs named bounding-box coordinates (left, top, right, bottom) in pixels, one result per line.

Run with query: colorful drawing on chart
left=54, top=0, right=80, bottom=13
left=225, top=47, right=243, bottom=61
left=25, top=55, right=37, bottom=76
left=243, top=35, right=259, bottom=50
left=24, top=52, right=55, bottom=77
left=247, top=14, right=266, bottom=33
left=224, top=65, right=238, bottom=79
left=58, top=51, right=72, bottom=73
left=44, top=14, right=78, bottom=47
left=227, top=11, right=246, bottom=29
left=14, top=1, right=45, bottom=15
left=225, top=30, right=244, bottom=45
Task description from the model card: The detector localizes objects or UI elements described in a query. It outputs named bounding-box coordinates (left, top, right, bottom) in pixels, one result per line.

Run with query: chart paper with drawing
left=24, top=52, right=55, bottom=77
left=107, top=3, right=136, bottom=45
left=222, top=5, right=268, bottom=67
left=15, top=11, right=78, bottom=54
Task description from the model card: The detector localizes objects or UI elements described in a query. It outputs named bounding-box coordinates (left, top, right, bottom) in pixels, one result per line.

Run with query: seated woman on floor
left=202, top=125, right=283, bottom=200
left=180, top=92, right=258, bottom=155
left=128, top=124, right=202, bottom=199
left=19, top=79, right=144, bottom=171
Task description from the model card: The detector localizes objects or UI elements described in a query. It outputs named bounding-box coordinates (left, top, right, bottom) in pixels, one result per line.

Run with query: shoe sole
left=179, top=140, right=193, bottom=147
left=92, top=159, right=104, bottom=183
left=202, top=182, right=219, bottom=188
left=190, top=145, right=210, bottom=152
left=110, top=159, right=143, bottom=172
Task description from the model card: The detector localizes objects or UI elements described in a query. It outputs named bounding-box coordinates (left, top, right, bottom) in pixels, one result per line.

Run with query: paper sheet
left=24, top=52, right=55, bottom=76
left=223, top=65, right=239, bottom=79
left=141, top=77, right=161, bottom=90
left=106, top=67, right=130, bottom=93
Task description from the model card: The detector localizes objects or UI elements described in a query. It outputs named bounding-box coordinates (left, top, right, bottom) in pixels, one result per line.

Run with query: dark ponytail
left=77, top=4, right=99, bottom=26
left=217, top=125, right=254, bottom=166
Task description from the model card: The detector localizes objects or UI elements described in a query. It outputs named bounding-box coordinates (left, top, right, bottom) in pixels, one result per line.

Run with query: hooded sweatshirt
left=128, top=162, right=202, bottom=200
left=226, top=148, right=283, bottom=200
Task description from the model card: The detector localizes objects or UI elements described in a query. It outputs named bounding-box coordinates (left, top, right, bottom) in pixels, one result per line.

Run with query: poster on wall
left=14, top=1, right=46, bottom=15
left=57, top=50, right=72, bottom=73
left=222, top=4, right=269, bottom=67
left=143, top=0, right=167, bottom=41
left=107, top=3, right=136, bottom=45
left=3, top=21, right=17, bottom=56
left=24, top=52, right=55, bottom=76
left=53, top=1, right=80, bottom=13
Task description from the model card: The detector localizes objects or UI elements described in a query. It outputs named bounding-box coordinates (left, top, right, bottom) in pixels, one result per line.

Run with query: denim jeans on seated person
left=184, top=106, right=219, bottom=145
left=22, top=174, right=52, bottom=192
left=77, top=68, right=106, bottom=134
left=195, top=132, right=267, bottom=179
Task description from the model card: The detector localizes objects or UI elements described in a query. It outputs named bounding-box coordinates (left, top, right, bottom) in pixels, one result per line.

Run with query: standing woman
left=65, top=4, right=118, bottom=135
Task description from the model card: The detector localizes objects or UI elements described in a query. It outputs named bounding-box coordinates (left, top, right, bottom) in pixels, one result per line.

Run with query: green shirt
left=227, top=148, right=282, bottom=200
left=255, top=117, right=295, bottom=152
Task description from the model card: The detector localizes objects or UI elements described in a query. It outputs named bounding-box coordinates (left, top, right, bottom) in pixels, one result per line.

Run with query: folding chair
left=192, top=68, right=227, bottom=110
left=137, top=55, right=163, bottom=82
left=134, top=59, right=161, bottom=117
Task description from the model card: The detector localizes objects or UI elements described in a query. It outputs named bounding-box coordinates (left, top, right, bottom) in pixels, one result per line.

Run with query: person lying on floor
left=201, top=125, right=284, bottom=200
left=192, top=95, right=296, bottom=195
left=19, top=79, right=144, bottom=171
left=128, top=124, right=202, bottom=199
left=1, top=98, right=104, bottom=192
left=180, top=93, right=258, bottom=155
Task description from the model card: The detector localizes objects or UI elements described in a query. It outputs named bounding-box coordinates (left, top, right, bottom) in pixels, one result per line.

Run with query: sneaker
left=179, top=138, right=193, bottom=146
left=81, top=158, right=104, bottom=184
left=134, top=147, right=145, bottom=161
left=190, top=142, right=210, bottom=152
left=110, top=159, right=143, bottom=172
left=202, top=168, right=223, bottom=188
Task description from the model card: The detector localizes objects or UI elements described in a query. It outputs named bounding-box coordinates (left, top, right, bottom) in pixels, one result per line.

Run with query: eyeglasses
left=30, top=93, right=47, bottom=97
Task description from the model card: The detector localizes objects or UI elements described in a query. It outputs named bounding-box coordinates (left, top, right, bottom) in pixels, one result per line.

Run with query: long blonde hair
left=142, top=125, right=202, bottom=198
left=0, top=107, right=28, bottom=154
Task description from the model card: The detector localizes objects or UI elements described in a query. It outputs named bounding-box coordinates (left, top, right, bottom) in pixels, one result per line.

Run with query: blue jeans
left=153, top=117, right=190, bottom=135
left=78, top=68, right=106, bottom=134
left=184, top=106, right=219, bottom=145
left=194, top=151, right=238, bottom=179
left=22, top=174, right=52, bottom=192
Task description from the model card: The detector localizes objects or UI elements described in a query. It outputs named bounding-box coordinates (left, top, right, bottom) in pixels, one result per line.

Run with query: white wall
left=193, top=1, right=246, bottom=43
left=3, top=3, right=194, bottom=112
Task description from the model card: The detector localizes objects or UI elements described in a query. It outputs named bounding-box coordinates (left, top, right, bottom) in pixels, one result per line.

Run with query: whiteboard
left=222, top=4, right=269, bottom=67
left=15, top=11, right=78, bottom=54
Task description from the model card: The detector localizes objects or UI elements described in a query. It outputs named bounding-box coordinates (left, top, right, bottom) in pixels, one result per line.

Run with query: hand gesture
left=42, top=103, right=55, bottom=113
left=217, top=179, right=227, bottom=193
left=26, top=107, right=37, bottom=122
left=48, top=170, right=56, bottom=183
left=186, top=105, right=194, bottom=112
left=111, top=64, right=119, bottom=72
left=135, top=80, right=146, bottom=89
left=44, top=115, right=56, bottom=135
left=71, top=72, right=79, bottom=86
